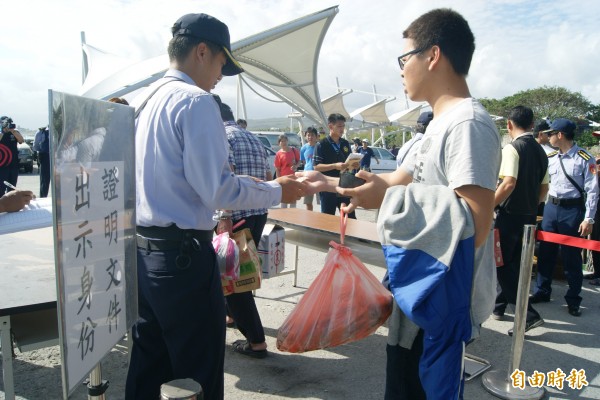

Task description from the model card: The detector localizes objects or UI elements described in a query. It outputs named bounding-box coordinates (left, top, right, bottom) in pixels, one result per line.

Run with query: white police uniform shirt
left=133, top=69, right=281, bottom=230
left=547, top=144, right=599, bottom=220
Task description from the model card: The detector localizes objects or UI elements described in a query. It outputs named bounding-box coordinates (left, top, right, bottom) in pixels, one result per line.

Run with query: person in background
left=395, top=111, right=433, bottom=167
left=530, top=118, right=599, bottom=317
left=313, top=113, right=355, bottom=218
left=318, top=126, right=326, bottom=140
left=533, top=120, right=554, bottom=155
left=236, top=118, right=247, bottom=129
left=0, top=116, right=24, bottom=195
left=32, top=126, right=51, bottom=197
left=588, top=154, right=600, bottom=286
left=219, top=100, right=269, bottom=358
left=492, top=106, right=548, bottom=336
left=127, top=13, right=305, bottom=399
left=0, top=189, right=34, bottom=212
left=351, top=137, right=361, bottom=153
left=274, top=134, right=300, bottom=208
left=358, top=139, right=379, bottom=172
left=390, top=144, right=399, bottom=157
left=300, top=127, right=318, bottom=211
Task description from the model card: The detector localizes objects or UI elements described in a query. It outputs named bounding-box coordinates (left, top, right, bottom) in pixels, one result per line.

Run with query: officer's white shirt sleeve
left=134, top=71, right=281, bottom=230
left=181, top=97, right=281, bottom=211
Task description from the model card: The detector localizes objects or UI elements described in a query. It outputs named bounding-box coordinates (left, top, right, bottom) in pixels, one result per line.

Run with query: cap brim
left=221, top=47, right=244, bottom=76
left=541, top=128, right=555, bottom=134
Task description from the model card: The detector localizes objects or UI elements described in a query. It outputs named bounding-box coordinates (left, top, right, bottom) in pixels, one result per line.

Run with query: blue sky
left=2, top=0, right=599, bottom=130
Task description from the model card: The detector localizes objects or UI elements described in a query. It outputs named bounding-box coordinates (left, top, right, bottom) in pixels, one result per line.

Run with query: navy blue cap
left=417, top=111, right=433, bottom=125
left=545, top=118, right=576, bottom=136
left=172, top=13, right=243, bottom=76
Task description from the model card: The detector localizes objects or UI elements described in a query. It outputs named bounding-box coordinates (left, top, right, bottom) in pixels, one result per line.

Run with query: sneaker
left=491, top=311, right=505, bottom=321
left=529, top=293, right=550, bottom=304
left=507, top=317, right=544, bottom=336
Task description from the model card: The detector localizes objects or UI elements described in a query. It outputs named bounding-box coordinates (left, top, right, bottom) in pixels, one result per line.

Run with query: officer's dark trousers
left=38, top=152, right=50, bottom=197
left=535, top=202, right=584, bottom=308
left=226, top=214, right=268, bottom=344
left=319, top=191, right=356, bottom=218
left=494, top=212, right=541, bottom=321
left=126, top=241, right=225, bottom=400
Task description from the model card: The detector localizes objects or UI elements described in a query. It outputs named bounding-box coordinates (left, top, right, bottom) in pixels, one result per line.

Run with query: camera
left=1, top=116, right=16, bottom=130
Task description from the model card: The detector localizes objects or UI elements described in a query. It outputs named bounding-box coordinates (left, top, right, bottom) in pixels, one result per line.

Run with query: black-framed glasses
left=397, top=47, right=427, bottom=70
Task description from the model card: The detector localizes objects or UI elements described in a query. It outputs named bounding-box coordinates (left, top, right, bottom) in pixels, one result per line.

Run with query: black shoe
left=568, top=306, right=582, bottom=317
left=491, top=311, right=505, bottom=321
left=508, top=317, right=544, bottom=336
left=529, top=293, right=550, bottom=304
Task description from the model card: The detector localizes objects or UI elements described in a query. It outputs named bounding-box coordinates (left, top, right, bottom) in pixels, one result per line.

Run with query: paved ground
left=1, top=171, right=600, bottom=399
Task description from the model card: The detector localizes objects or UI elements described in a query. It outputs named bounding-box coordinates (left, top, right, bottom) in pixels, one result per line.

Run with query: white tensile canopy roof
left=321, top=90, right=352, bottom=119
left=79, top=6, right=339, bottom=125
left=350, top=99, right=391, bottom=124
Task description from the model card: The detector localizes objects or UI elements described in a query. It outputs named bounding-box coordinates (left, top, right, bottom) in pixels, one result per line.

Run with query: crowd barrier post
left=87, top=364, right=108, bottom=399
left=482, top=224, right=545, bottom=399
left=160, top=378, right=203, bottom=400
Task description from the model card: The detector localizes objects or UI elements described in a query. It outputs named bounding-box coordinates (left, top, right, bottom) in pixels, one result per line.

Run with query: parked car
left=263, top=145, right=277, bottom=178
left=252, top=131, right=302, bottom=152
left=17, top=143, right=34, bottom=173
left=368, top=146, right=397, bottom=174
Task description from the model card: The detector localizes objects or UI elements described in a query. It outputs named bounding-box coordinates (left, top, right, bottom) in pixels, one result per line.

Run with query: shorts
left=303, top=193, right=314, bottom=205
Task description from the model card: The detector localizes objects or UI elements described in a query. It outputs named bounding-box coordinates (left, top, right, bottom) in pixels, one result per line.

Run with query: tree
left=480, top=86, right=600, bottom=149
left=480, top=86, right=593, bottom=121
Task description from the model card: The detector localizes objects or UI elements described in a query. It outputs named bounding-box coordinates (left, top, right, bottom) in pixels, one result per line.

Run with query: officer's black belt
left=548, top=195, right=583, bottom=207
left=137, top=225, right=213, bottom=241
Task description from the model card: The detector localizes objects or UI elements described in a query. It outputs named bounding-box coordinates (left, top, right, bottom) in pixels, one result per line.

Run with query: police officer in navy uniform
left=530, top=118, right=599, bottom=317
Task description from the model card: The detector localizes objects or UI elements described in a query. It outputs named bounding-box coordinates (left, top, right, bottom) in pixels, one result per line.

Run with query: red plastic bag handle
left=340, top=204, right=348, bottom=245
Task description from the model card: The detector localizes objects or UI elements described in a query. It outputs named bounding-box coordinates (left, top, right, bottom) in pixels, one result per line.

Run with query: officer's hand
left=579, top=220, right=593, bottom=237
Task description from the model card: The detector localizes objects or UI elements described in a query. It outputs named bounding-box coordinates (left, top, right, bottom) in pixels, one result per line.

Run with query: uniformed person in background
left=530, top=118, right=599, bottom=317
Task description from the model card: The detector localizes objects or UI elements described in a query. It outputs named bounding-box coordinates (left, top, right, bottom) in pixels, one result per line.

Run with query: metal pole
left=160, top=378, right=203, bottom=400
left=87, top=364, right=108, bottom=400
left=482, top=225, right=545, bottom=399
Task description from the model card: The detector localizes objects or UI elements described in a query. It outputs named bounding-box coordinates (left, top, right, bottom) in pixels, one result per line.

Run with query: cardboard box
left=258, top=224, right=285, bottom=278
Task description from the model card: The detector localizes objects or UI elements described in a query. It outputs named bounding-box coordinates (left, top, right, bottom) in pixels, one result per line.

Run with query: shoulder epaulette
left=547, top=151, right=558, bottom=157
left=577, top=149, right=592, bottom=161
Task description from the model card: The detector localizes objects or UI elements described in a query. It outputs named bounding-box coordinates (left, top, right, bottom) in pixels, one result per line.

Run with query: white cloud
left=2, top=0, right=600, bottom=129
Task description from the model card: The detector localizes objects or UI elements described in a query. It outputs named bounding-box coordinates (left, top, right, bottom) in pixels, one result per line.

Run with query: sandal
left=232, top=340, right=267, bottom=359
left=589, top=278, right=600, bottom=286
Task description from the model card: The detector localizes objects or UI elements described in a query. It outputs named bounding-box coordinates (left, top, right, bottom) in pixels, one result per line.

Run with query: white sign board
left=50, top=91, right=137, bottom=397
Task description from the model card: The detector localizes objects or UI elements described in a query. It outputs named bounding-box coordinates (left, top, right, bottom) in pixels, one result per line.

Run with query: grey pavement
left=1, top=172, right=600, bottom=399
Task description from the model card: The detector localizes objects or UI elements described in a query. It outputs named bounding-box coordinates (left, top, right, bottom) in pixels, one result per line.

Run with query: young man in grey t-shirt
left=300, top=9, right=500, bottom=399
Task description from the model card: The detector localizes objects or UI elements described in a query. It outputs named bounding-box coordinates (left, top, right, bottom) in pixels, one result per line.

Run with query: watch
left=585, top=218, right=595, bottom=224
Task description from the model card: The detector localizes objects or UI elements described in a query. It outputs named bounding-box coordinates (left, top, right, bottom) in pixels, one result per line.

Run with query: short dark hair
left=168, top=35, right=222, bottom=63
left=327, top=113, right=346, bottom=124
left=403, top=8, right=475, bottom=76
left=278, top=134, right=288, bottom=144
left=508, top=106, right=534, bottom=130
left=305, top=127, right=318, bottom=136
left=236, top=119, right=247, bottom=126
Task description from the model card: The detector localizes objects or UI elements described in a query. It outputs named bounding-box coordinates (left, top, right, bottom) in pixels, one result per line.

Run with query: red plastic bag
left=277, top=209, right=393, bottom=353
